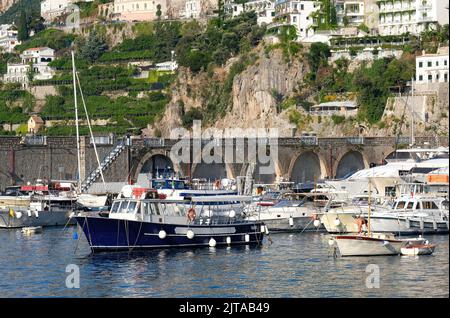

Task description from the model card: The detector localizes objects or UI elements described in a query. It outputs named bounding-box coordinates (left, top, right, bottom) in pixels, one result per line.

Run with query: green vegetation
left=311, top=0, right=338, bottom=31
left=0, top=87, right=33, bottom=124
left=176, top=12, right=266, bottom=72
left=0, top=0, right=40, bottom=24
left=15, top=29, right=76, bottom=52
left=304, top=42, right=415, bottom=124
left=101, top=21, right=181, bottom=63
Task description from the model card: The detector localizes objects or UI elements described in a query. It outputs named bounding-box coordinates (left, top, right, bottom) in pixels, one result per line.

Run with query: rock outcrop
left=154, top=45, right=310, bottom=137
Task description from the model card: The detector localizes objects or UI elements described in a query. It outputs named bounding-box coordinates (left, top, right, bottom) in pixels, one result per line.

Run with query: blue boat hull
left=74, top=216, right=265, bottom=252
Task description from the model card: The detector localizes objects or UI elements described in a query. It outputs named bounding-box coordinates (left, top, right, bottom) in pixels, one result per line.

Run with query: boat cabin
left=107, top=195, right=254, bottom=225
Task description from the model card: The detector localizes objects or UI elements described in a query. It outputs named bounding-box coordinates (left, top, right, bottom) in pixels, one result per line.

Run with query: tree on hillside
left=79, top=30, right=108, bottom=63
left=17, top=11, right=29, bottom=41
left=156, top=4, right=162, bottom=20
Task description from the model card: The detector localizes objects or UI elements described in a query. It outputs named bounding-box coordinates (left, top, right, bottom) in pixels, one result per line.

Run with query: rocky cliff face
left=0, top=0, right=17, bottom=13
left=153, top=45, right=310, bottom=137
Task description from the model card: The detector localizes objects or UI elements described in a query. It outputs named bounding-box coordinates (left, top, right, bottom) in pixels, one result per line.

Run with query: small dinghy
left=401, top=243, right=436, bottom=256
left=21, top=226, right=43, bottom=235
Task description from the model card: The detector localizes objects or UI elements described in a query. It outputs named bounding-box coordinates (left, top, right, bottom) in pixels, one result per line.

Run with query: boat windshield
left=110, top=200, right=138, bottom=213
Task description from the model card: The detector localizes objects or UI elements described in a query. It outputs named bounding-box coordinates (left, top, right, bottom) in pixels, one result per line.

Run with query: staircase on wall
left=80, top=140, right=126, bottom=193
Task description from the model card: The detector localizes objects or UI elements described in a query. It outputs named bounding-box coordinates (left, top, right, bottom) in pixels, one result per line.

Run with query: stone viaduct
left=0, top=135, right=447, bottom=189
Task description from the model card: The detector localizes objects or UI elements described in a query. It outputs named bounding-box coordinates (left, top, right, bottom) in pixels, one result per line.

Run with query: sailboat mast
left=72, top=51, right=82, bottom=192
left=411, top=77, right=414, bottom=146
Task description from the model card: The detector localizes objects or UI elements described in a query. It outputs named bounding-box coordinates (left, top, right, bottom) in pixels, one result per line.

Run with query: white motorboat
left=245, top=198, right=323, bottom=232
left=321, top=194, right=449, bottom=234
left=331, top=232, right=404, bottom=256
left=401, top=242, right=436, bottom=256
left=324, top=147, right=449, bottom=198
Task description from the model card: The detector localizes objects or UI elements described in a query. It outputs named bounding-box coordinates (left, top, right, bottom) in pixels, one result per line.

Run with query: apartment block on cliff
left=377, top=0, right=449, bottom=36
left=224, top=0, right=275, bottom=25
left=270, top=0, right=320, bottom=40
left=335, top=0, right=379, bottom=31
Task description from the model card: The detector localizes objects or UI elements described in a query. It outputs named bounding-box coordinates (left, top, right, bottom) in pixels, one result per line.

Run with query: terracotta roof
left=29, top=115, right=44, bottom=123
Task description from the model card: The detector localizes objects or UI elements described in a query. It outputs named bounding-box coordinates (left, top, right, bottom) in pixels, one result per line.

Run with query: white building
left=271, top=0, right=320, bottom=40
left=244, top=0, right=276, bottom=25
left=415, top=47, right=449, bottom=84
left=224, top=0, right=245, bottom=18
left=2, top=63, right=30, bottom=88
left=3, top=47, right=55, bottom=87
left=41, top=0, right=93, bottom=22
left=0, top=24, right=20, bottom=53
left=113, top=0, right=168, bottom=21
left=224, top=0, right=275, bottom=25
left=155, top=60, right=178, bottom=72
left=377, top=0, right=449, bottom=36
left=310, top=100, right=358, bottom=117
left=335, top=0, right=365, bottom=26
left=183, top=0, right=200, bottom=19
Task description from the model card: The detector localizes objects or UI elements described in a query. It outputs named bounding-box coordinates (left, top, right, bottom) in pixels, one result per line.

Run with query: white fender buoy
left=264, top=225, right=269, bottom=235
left=27, top=210, right=32, bottom=217
left=226, top=236, right=231, bottom=245
left=313, top=219, right=321, bottom=227
left=15, top=212, right=22, bottom=219
left=289, top=216, right=294, bottom=226
left=245, top=234, right=250, bottom=242
left=186, top=229, right=195, bottom=239
left=209, top=238, right=216, bottom=247
left=229, top=210, right=236, bottom=218
left=260, top=225, right=265, bottom=233
left=158, top=230, right=167, bottom=239
left=328, top=239, right=335, bottom=246
left=34, top=211, right=39, bottom=218
left=69, top=212, right=75, bottom=219
left=334, top=218, right=340, bottom=226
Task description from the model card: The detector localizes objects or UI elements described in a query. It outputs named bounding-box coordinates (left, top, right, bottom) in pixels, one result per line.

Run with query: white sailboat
left=70, top=51, right=109, bottom=209
left=330, top=183, right=405, bottom=256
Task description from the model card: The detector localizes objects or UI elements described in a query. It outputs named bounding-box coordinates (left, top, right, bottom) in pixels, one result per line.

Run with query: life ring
left=187, top=208, right=196, bottom=222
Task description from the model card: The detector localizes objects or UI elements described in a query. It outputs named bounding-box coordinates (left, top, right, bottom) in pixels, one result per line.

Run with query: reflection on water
left=0, top=227, right=448, bottom=297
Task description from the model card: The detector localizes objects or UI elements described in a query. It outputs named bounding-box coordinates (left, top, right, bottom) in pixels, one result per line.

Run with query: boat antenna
left=71, top=50, right=82, bottom=193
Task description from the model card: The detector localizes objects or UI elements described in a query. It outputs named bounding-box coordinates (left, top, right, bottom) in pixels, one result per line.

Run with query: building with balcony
left=415, top=47, right=449, bottom=84
left=0, top=24, right=20, bottom=53
left=113, top=0, right=168, bottom=21
left=3, top=47, right=55, bottom=88
left=377, top=0, right=449, bottom=36
left=225, top=0, right=275, bottom=25
left=244, top=0, right=276, bottom=25
left=335, top=0, right=379, bottom=31
left=270, top=0, right=320, bottom=40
